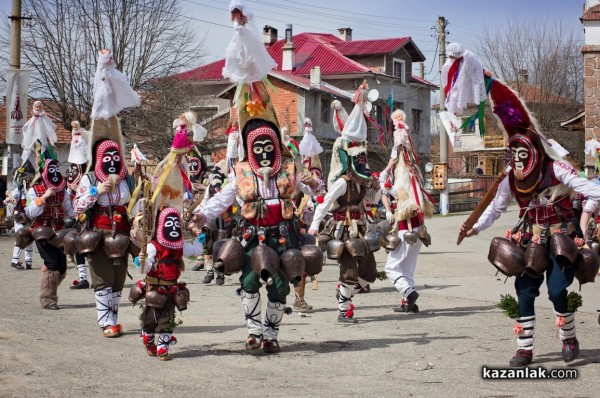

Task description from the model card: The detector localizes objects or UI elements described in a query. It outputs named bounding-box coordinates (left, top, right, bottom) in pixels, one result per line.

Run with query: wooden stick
left=456, top=169, right=509, bottom=246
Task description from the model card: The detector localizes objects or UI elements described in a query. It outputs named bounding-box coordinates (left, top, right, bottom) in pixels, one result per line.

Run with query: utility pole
left=438, top=16, right=449, bottom=216
left=9, top=0, right=22, bottom=70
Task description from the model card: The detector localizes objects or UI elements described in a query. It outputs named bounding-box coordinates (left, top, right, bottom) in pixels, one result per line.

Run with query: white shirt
left=144, top=239, right=204, bottom=273
left=309, top=178, right=380, bottom=232
left=474, top=161, right=600, bottom=232
left=73, top=174, right=131, bottom=214
left=194, top=169, right=319, bottom=221
left=25, top=187, right=76, bottom=220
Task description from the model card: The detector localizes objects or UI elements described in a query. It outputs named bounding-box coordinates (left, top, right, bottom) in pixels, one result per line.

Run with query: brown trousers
left=338, top=248, right=377, bottom=285
left=88, top=246, right=128, bottom=293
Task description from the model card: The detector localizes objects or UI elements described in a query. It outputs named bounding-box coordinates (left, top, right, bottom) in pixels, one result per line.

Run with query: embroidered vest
left=235, top=158, right=296, bottom=222
left=32, top=183, right=66, bottom=228
left=509, top=160, right=574, bottom=226
left=332, top=175, right=366, bottom=214
left=146, top=241, right=184, bottom=282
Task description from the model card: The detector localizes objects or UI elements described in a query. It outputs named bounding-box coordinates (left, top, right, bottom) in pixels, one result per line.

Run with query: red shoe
left=157, top=347, right=171, bottom=361
left=102, top=325, right=122, bottom=338
left=142, top=334, right=157, bottom=357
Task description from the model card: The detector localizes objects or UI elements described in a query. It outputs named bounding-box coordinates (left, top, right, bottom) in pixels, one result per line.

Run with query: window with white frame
left=392, top=58, right=405, bottom=84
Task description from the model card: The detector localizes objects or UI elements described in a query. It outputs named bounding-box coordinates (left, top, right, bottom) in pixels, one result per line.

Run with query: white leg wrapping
left=241, top=290, right=263, bottom=337
left=12, top=245, right=21, bottom=264
left=554, top=311, right=576, bottom=340
left=25, top=246, right=33, bottom=266
left=95, top=288, right=113, bottom=327
left=516, top=316, right=535, bottom=351
left=384, top=230, right=422, bottom=296
left=157, top=333, right=176, bottom=355
left=263, top=301, right=284, bottom=341
left=338, top=283, right=354, bottom=312
left=111, top=290, right=122, bottom=325
left=77, top=263, right=88, bottom=281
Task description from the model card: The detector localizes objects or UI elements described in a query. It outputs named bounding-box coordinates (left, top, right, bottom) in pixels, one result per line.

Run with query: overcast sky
left=0, top=0, right=588, bottom=84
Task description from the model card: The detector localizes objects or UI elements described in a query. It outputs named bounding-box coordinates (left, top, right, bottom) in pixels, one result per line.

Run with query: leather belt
left=145, top=276, right=176, bottom=286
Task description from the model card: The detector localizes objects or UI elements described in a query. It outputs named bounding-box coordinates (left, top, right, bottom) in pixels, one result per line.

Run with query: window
left=411, top=109, right=422, bottom=135
left=321, top=98, right=331, bottom=123
left=374, top=104, right=384, bottom=126
left=460, top=117, right=478, bottom=135
left=392, top=58, right=405, bottom=84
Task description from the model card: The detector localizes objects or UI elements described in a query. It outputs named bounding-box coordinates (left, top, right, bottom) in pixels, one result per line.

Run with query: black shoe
left=215, top=275, right=225, bottom=285
left=338, top=312, right=358, bottom=324
left=191, top=264, right=204, bottom=271
left=393, top=303, right=419, bottom=313
left=70, top=280, right=90, bottom=289
left=202, top=272, right=214, bottom=284
left=562, top=338, right=580, bottom=362
left=509, top=349, right=533, bottom=367
left=44, top=303, right=60, bottom=310
left=11, top=262, right=24, bottom=270
left=405, top=291, right=419, bottom=313
left=25, top=263, right=32, bottom=270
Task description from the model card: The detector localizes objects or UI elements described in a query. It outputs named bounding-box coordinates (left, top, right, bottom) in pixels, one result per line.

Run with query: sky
left=178, top=0, right=588, bottom=83
left=0, top=0, right=589, bottom=85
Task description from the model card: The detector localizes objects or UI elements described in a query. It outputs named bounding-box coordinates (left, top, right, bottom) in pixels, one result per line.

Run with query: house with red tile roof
left=172, top=26, right=437, bottom=174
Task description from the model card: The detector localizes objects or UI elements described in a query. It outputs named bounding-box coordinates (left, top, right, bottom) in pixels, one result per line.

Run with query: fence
left=430, top=176, right=496, bottom=213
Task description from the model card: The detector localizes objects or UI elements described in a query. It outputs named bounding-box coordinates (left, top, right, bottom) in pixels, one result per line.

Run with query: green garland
left=497, top=292, right=583, bottom=319
left=567, top=291, right=583, bottom=313
left=497, top=294, right=519, bottom=319
left=376, top=270, right=388, bottom=281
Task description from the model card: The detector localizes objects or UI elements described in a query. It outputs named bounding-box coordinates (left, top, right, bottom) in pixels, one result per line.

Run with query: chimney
left=518, top=69, right=528, bottom=84
left=282, top=24, right=295, bottom=71
left=263, top=25, right=278, bottom=47
left=310, top=66, right=321, bottom=88
left=338, top=27, right=352, bottom=41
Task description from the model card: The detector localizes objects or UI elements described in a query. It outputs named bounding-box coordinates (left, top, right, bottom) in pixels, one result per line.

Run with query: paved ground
left=1, top=205, right=599, bottom=397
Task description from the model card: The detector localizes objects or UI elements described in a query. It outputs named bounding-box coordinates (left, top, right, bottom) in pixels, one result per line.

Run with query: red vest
left=146, top=241, right=184, bottom=282
left=31, top=184, right=66, bottom=229
left=509, top=160, right=574, bottom=226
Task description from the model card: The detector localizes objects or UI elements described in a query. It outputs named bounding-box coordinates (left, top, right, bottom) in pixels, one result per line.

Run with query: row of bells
left=488, top=233, right=600, bottom=285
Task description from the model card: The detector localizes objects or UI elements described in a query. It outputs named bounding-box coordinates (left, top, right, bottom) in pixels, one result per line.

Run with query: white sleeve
left=309, top=178, right=347, bottom=231
left=554, top=161, right=600, bottom=202
left=183, top=239, right=204, bottom=257
left=193, top=177, right=236, bottom=221
left=472, top=177, right=513, bottom=232
left=73, top=175, right=97, bottom=214
left=583, top=198, right=598, bottom=215
left=63, top=191, right=76, bottom=218
left=364, top=185, right=381, bottom=204
left=144, top=243, right=157, bottom=274
left=25, top=187, right=44, bottom=219
left=295, top=168, right=326, bottom=196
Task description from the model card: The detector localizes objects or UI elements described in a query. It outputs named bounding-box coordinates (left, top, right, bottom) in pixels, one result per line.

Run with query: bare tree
left=476, top=18, right=583, bottom=130
left=2, top=0, right=207, bottom=157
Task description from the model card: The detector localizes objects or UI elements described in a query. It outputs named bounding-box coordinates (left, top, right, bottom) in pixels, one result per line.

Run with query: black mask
left=163, top=215, right=181, bottom=242
left=353, top=153, right=369, bottom=176
left=252, top=136, right=275, bottom=168
left=102, top=149, right=122, bottom=176
left=48, top=162, right=61, bottom=184
left=189, top=158, right=200, bottom=175
left=66, top=163, right=81, bottom=184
